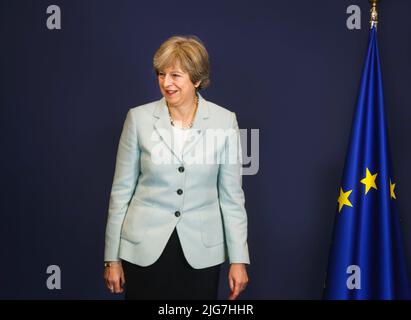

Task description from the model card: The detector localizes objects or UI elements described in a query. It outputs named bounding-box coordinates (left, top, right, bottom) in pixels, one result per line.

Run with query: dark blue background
left=1, top=0, right=410, bottom=299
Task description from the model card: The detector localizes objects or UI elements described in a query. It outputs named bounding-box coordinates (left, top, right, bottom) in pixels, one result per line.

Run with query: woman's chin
left=165, top=96, right=180, bottom=106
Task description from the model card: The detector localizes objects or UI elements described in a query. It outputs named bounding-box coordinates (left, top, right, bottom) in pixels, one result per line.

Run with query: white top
left=172, top=125, right=191, bottom=157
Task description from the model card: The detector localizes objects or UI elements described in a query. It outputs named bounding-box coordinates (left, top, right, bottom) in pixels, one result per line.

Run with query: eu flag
left=324, top=26, right=411, bottom=299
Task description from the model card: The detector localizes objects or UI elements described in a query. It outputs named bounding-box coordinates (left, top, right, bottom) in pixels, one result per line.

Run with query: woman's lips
left=165, top=90, right=177, bottom=96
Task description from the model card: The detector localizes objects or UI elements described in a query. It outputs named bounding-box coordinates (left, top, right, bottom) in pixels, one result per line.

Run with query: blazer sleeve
left=104, top=109, right=140, bottom=261
left=217, top=112, right=250, bottom=264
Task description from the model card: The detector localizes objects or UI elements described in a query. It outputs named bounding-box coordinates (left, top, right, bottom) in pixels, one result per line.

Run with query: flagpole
left=369, top=0, right=379, bottom=29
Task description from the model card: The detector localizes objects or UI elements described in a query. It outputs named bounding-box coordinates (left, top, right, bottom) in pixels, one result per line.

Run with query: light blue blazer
left=104, top=94, right=250, bottom=269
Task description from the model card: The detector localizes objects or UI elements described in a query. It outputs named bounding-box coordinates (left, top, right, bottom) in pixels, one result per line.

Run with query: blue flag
left=324, top=27, right=411, bottom=300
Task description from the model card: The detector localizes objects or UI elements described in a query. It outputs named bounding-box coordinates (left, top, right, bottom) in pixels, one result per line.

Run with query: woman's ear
left=194, top=80, right=201, bottom=89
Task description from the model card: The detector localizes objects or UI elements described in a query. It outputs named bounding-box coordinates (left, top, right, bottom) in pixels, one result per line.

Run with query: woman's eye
left=172, top=74, right=180, bottom=77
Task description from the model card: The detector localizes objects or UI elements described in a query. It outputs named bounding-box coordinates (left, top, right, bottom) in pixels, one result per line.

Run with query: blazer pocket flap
left=199, top=202, right=225, bottom=247
left=121, top=199, right=153, bottom=244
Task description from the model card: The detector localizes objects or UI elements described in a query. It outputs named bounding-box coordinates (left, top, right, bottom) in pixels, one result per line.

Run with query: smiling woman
left=153, top=36, right=210, bottom=90
left=103, top=35, right=250, bottom=300
left=154, top=36, right=210, bottom=129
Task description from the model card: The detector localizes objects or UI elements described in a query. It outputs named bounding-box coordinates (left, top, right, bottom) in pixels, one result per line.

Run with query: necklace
left=168, top=94, right=198, bottom=130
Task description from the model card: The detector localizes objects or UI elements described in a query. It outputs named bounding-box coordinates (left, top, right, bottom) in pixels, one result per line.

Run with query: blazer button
left=174, top=211, right=181, bottom=217
left=178, top=166, right=185, bottom=172
left=177, top=189, right=183, bottom=195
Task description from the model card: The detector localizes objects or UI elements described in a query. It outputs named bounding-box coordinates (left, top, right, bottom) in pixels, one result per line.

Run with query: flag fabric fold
left=324, top=27, right=411, bottom=300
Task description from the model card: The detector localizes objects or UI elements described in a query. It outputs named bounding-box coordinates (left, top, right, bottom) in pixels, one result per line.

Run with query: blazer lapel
left=153, top=98, right=180, bottom=162
left=182, top=94, right=210, bottom=159
left=153, top=93, right=210, bottom=163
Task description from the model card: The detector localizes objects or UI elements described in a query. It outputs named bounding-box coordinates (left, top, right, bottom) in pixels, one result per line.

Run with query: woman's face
left=158, top=62, right=199, bottom=107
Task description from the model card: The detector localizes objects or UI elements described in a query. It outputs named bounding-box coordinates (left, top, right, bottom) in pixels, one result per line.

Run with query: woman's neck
left=167, top=94, right=198, bottom=125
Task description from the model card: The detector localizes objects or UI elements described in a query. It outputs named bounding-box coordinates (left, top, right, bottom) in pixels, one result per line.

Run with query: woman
left=103, top=35, right=250, bottom=300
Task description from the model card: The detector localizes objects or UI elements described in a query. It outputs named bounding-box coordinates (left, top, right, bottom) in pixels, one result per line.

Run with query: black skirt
left=122, top=228, right=221, bottom=300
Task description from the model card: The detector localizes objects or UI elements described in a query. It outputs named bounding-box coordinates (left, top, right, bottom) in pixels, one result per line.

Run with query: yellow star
left=338, top=188, right=353, bottom=212
left=360, top=168, right=378, bottom=194
left=390, top=180, right=396, bottom=200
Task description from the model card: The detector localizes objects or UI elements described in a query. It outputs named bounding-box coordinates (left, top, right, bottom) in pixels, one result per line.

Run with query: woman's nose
left=163, top=74, right=173, bottom=87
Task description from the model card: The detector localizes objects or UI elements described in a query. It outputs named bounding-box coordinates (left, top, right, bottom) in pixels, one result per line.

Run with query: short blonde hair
left=153, top=35, right=210, bottom=90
